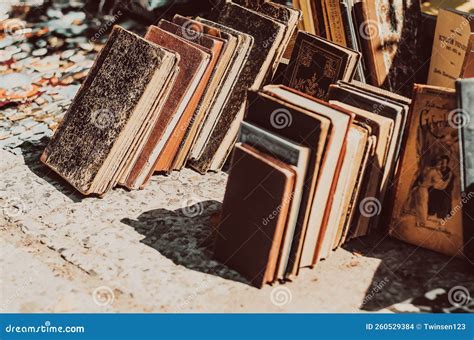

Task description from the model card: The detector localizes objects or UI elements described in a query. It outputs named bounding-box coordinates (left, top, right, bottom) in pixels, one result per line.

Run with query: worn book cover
left=123, top=25, right=209, bottom=189
left=239, top=121, right=310, bottom=280
left=214, top=143, right=295, bottom=288
left=354, top=0, right=422, bottom=97
left=187, top=18, right=252, bottom=164
left=428, top=9, right=474, bottom=89
left=41, top=26, right=178, bottom=195
left=246, top=87, right=331, bottom=277
left=188, top=2, right=285, bottom=173
left=390, top=84, right=464, bottom=257
left=284, top=31, right=359, bottom=100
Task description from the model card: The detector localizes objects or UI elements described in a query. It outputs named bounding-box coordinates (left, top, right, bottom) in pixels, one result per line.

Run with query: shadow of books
left=343, top=232, right=474, bottom=312
left=121, top=200, right=250, bottom=285
left=19, top=139, right=85, bottom=203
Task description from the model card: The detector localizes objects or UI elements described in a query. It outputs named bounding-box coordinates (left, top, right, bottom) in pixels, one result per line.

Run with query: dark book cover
left=188, top=2, right=285, bottom=173
left=41, top=26, right=177, bottom=195
left=284, top=31, right=357, bottom=100
left=214, top=144, right=295, bottom=288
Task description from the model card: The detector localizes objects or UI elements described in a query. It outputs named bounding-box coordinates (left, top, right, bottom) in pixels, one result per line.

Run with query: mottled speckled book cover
left=41, top=26, right=178, bottom=195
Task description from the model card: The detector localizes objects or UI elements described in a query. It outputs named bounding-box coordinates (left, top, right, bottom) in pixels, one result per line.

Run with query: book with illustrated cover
left=284, top=31, right=360, bottom=100
left=390, top=84, right=464, bottom=257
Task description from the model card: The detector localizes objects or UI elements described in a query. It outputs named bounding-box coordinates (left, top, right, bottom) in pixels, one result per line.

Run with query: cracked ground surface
left=1, top=142, right=473, bottom=313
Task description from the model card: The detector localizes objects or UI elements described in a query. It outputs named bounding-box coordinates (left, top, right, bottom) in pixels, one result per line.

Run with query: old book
left=335, top=123, right=376, bottom=247
left=41, top=26, right=179, bottom=195
left=353, top=0, right=422, bottom=97
left=188, top=2, right=286, bottom=173
left=232, top=0, right=301, bottom=75
left=264, top=85, right=353, bottom=269
left=390, top=84, right=464, bottom=257
left=245, top=87, right=330, bottom=278
left=299, top=0, right=317, bottom=34
left=328, top=86, right=394, bottom=238
left=284, top=31, right=360, bottom=101
left=456, top=78, right=474, bottom=261
left=238, top=121, right=310, bottom=280
left=320, top=123, right=369, bottom=258
left=214, top=143, right=295, bottom=288
left=187, top=18, right=253, bottom=164
left=154, top=19, right=224, bottom=171
left=151, top=24, right=217, bottom=173
left=123, top=25, right=209, bottom=189
left=427, top=9, right=474, bottom=88
left=169, top=16, right=237, bottom=169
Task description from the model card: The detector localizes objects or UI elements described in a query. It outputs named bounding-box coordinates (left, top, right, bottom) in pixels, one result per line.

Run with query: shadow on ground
left=344, top=233, right=474, bottom=312
left=121, top=200, right=249, bottom=285
left=19, top=139, right=85, bottom=203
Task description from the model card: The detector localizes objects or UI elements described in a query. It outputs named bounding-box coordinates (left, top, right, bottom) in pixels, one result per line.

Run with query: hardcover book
left=214, top=143, right=295, bottom=288
left=284, top=31, right=360, bottom=100
left=41, top=26, right=179, bottom=195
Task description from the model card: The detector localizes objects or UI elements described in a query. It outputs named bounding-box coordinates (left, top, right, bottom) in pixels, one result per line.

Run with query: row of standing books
left=212, top=7, right=474, bottom=286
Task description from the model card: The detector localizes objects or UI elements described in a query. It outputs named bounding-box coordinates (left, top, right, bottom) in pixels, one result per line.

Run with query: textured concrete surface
left=1, top=141, right=473, bottom=313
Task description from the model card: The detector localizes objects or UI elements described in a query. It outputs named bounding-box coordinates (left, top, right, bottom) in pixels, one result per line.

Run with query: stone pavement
left=1, top=142, right=473, bottom=313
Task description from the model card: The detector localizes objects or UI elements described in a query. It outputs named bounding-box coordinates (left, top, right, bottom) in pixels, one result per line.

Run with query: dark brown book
left=188, top=2, right=286, bottom=173
left=244, top=89, right=330, bottom=278
left=123, top=26, right=210, bottom=189
left=390, top=84, right=463, bottom=257
left=283, top=31, right=360, bottom=101
left=353, top=0, right=421, bottom=97
left=214, top=143, right=295, bottom=288
left=41, top=26, right=179, bottom=195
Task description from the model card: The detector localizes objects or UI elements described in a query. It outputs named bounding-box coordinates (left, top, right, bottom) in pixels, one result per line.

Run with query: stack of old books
left=41, top=1, right=300, bottom=195
left=214, top=17, right=474, bottom=287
